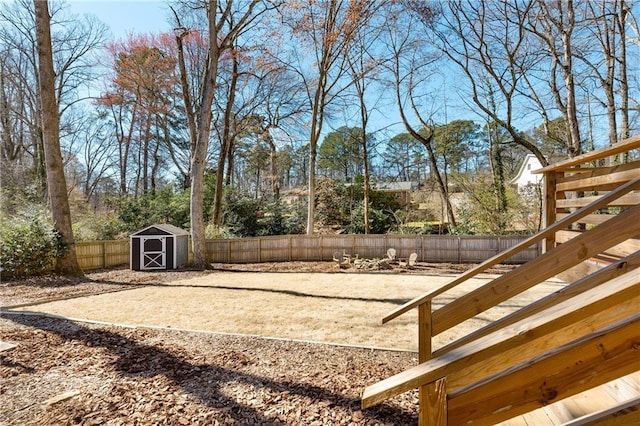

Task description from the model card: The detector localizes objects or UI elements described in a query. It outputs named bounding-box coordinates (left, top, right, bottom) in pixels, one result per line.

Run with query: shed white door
left=141, top=236, right=166, bottom=270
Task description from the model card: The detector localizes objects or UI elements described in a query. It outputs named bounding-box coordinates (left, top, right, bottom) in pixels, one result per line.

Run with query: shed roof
left=131, top=224, right=189, bottom=236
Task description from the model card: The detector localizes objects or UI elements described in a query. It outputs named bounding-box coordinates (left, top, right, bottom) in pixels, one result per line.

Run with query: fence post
left=102, top=241, right=107, bottom=268
left=352, top=235, right=356, bottom=258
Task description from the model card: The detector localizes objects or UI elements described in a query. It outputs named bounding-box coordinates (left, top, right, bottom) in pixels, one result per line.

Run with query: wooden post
left=418, top=301, right=432, bottom=363
left=418, top=301, right=446, bottom=425
left=420, top=378, right=447, bottom=426
left=543, top=171, right=558, bottom=253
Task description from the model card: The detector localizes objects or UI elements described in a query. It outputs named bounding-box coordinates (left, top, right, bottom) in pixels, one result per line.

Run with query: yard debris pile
left=353, top=257, right=393, bottom=270
left=333, top=250, right=419, bottom=271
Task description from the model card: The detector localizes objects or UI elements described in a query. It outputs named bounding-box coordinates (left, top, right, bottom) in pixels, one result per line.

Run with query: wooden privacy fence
left=75, top=240, right=129, bottom=270
left=75, top=235, right=540, bottom=270
left=206, top=235, right=539, bottom=264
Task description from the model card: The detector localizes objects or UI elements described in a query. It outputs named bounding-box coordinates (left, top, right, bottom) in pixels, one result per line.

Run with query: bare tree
left=212, top=42, right=240, bottom=226
left=525, top=0, right=583, bottom=157
left=382, top=2, right=458, bottom=227
left=282, top=0, right=375, bottom=234
left=1, top=0, right=107, bottom=198
left=345, top=3, right=386, bottom=234
left=78, top=117, right=116, bottom=203
left=33, top=0, right=81, bottom=276
left=581, top=0, right=637, bottom=142
left=425, top=0, right=549, bottom=166
left=616, top=0, right=631, bottom=140
left=239, top=60, right=311, bottom=201
left=172, top=0, right=277, bottom=268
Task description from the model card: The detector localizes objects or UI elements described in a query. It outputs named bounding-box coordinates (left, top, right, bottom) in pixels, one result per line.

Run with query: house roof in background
left=510, top=154, right=542, bottom=184
left=377, top=181, right=416, bottom=191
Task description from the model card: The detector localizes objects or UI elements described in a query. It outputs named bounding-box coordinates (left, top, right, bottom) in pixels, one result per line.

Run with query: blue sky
left=67, top=0, right=172, bottom=40
left=59, top=0, right=506, bottom=143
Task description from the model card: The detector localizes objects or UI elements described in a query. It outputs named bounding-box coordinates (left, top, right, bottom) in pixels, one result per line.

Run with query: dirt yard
left=1, top=262, right=562, bottom=425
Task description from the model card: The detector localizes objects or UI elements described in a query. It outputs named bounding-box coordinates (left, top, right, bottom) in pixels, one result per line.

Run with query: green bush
left=0, top=216, right=66, bottom=278
left=73, top=213, right=126, bottom=241
left=224, top=189, right=261, bottom=237
left=106, top=186, right=192, bottom=235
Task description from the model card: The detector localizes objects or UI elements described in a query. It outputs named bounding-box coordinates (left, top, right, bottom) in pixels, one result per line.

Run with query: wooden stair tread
left=560, top=387, right=619, bottom=419
left=520, top=410, right=556, bottom=425
left=543, top=402, right=575, bottom=425
left=502, top=374, right=640, bottom=425
left=602, top=372, right=640, bottom=402
left=497, top=409, right=556, bottom=426
left=447, top=316, right=640, bottom=425
left=561, top=395, right=640, bottom=425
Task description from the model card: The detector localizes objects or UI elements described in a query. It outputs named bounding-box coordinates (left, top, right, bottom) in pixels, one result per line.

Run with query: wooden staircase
left=361, top=135, right=640, bottom=425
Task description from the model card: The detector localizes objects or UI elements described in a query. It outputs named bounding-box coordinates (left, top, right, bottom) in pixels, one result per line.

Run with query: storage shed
left=130, top=224, right=189, bottom=271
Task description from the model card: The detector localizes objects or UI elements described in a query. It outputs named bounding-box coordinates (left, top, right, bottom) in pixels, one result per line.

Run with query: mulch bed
left=0, top=262, right=515, bottom=425
left=1, top=315, right=418, bottom=425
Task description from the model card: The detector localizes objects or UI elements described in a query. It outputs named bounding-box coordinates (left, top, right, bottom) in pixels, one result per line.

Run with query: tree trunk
left=142, top=115, right=150, bottom=194
left=213, top=52, right=239, bottom=226
left=562, top=31, right=582, bottom=156
left=616, top=0, right=629, bottom=140
left=306, top=105, right=322, bottom=235
left=34, top=0, right=82, bottom=276
left=263, top=127, right=280, bottom=200
left=361, top=128, right=370, bottom=235
left=489, top=131, right=508, bottom=219
left=173, top=0, right=274, bottom=266
left=306, top=69, right=328, bottom=235
left=190, top=1, right=221, bottom=269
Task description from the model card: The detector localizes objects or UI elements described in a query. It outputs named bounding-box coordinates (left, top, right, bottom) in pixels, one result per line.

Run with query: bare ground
left=1, top=262, right=528, bottom=425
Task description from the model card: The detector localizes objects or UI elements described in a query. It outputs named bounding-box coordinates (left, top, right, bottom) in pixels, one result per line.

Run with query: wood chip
left=43, top=390, right=80, bottom=406
left=0, top=341, right=16, bottom=352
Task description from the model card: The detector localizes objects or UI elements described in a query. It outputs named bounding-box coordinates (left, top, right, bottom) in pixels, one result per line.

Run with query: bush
left=224, top=189, right=261, bottom=237
left=106, top=186, right=192, bottom=235
left=0, top=216, right=66, bottom=278
left=73, top=213, right=126, bottom=241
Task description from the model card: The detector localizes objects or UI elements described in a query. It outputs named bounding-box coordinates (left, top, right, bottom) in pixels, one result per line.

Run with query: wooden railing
left=362, top=135, right=640, bottom=425
left=539, top=134, right=640, bottom=279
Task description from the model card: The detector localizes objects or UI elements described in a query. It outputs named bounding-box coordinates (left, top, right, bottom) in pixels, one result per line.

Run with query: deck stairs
left=361, top=135, right=640, bottom=425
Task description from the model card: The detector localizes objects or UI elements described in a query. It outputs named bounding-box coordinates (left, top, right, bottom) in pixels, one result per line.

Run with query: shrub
left=0, top=216, right=66, bottom=278
left=224, top=189, right=261, bottom=237
left=73, top=213, right=126, bottom=241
